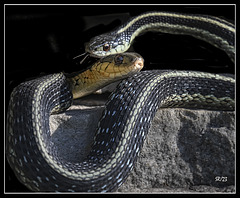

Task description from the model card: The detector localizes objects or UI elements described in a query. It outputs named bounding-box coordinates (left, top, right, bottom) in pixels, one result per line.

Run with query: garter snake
left=85, top=11, right=235, bottom=62
left=6, top=11, right=235, bottom=192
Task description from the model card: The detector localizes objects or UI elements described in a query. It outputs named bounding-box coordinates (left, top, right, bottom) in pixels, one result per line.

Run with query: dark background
left=5, top=4, right=235, bottom=192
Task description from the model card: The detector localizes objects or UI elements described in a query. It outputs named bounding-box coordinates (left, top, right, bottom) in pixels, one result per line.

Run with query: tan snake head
left=68, top=52, right=144, bottom=99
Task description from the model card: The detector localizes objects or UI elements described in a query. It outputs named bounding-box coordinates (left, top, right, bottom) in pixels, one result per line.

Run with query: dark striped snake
left=6, top=11, right=235, bottom=192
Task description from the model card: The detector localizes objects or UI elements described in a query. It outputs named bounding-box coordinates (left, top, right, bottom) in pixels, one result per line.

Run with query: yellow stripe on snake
left=6, top=11, right=235, bottom=192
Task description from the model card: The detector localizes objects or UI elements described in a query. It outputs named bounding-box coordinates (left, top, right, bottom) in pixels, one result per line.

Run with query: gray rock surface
left=49, top=96, right=235, bottom=193
left=118, top=109, right=235, bottom=193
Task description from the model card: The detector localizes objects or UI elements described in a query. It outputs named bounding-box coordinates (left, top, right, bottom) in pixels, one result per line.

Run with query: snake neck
left=66, top=65, right=120, bottom=99
left=116, top=11, right=235, bottom=62
left=66, top=68, right=104, bottom=99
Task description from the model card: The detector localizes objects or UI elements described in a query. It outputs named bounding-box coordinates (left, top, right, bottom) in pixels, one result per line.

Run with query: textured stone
left=118, top=109, right=235, bottom=193
left=49, top=96, right=235, bottom=193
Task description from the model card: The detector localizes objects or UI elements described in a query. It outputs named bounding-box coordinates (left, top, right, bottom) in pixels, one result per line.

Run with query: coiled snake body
left=6, top=11, right=235, bottom=192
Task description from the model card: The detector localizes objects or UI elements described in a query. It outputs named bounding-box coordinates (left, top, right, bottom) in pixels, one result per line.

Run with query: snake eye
left=103, top=43, right=110, bottom=51
left=114, top=55, right=124, bottom=64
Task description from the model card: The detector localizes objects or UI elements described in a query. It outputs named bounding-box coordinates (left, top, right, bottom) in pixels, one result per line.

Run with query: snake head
left=85, top=32, right=130, bottom=58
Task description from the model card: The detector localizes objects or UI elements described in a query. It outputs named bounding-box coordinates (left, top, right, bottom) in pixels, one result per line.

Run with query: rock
left=118, top=109, right=235, bottom=193
left=49, top=96, right=235, bottom=193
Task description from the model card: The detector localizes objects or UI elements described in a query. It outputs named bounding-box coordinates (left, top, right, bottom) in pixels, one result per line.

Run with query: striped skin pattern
left=6, top=70, right=234, bottom=192
left=6, top=11, right=235, bottom=192
left=6, top=52, right=144, bottom=192
left=85, top=11, right=235, bottom=62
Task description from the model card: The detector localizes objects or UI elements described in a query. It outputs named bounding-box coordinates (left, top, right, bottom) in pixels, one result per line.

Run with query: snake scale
left=6, top=10, right=235, bottom=192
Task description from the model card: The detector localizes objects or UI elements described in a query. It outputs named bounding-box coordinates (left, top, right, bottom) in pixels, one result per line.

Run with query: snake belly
left=6, top=69, right=234, bottom=192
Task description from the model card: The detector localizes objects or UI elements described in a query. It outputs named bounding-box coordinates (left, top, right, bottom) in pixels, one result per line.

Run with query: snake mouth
left=132, top=54, right=144, bottom=70
left=134, top=57, right=144, bottom=70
